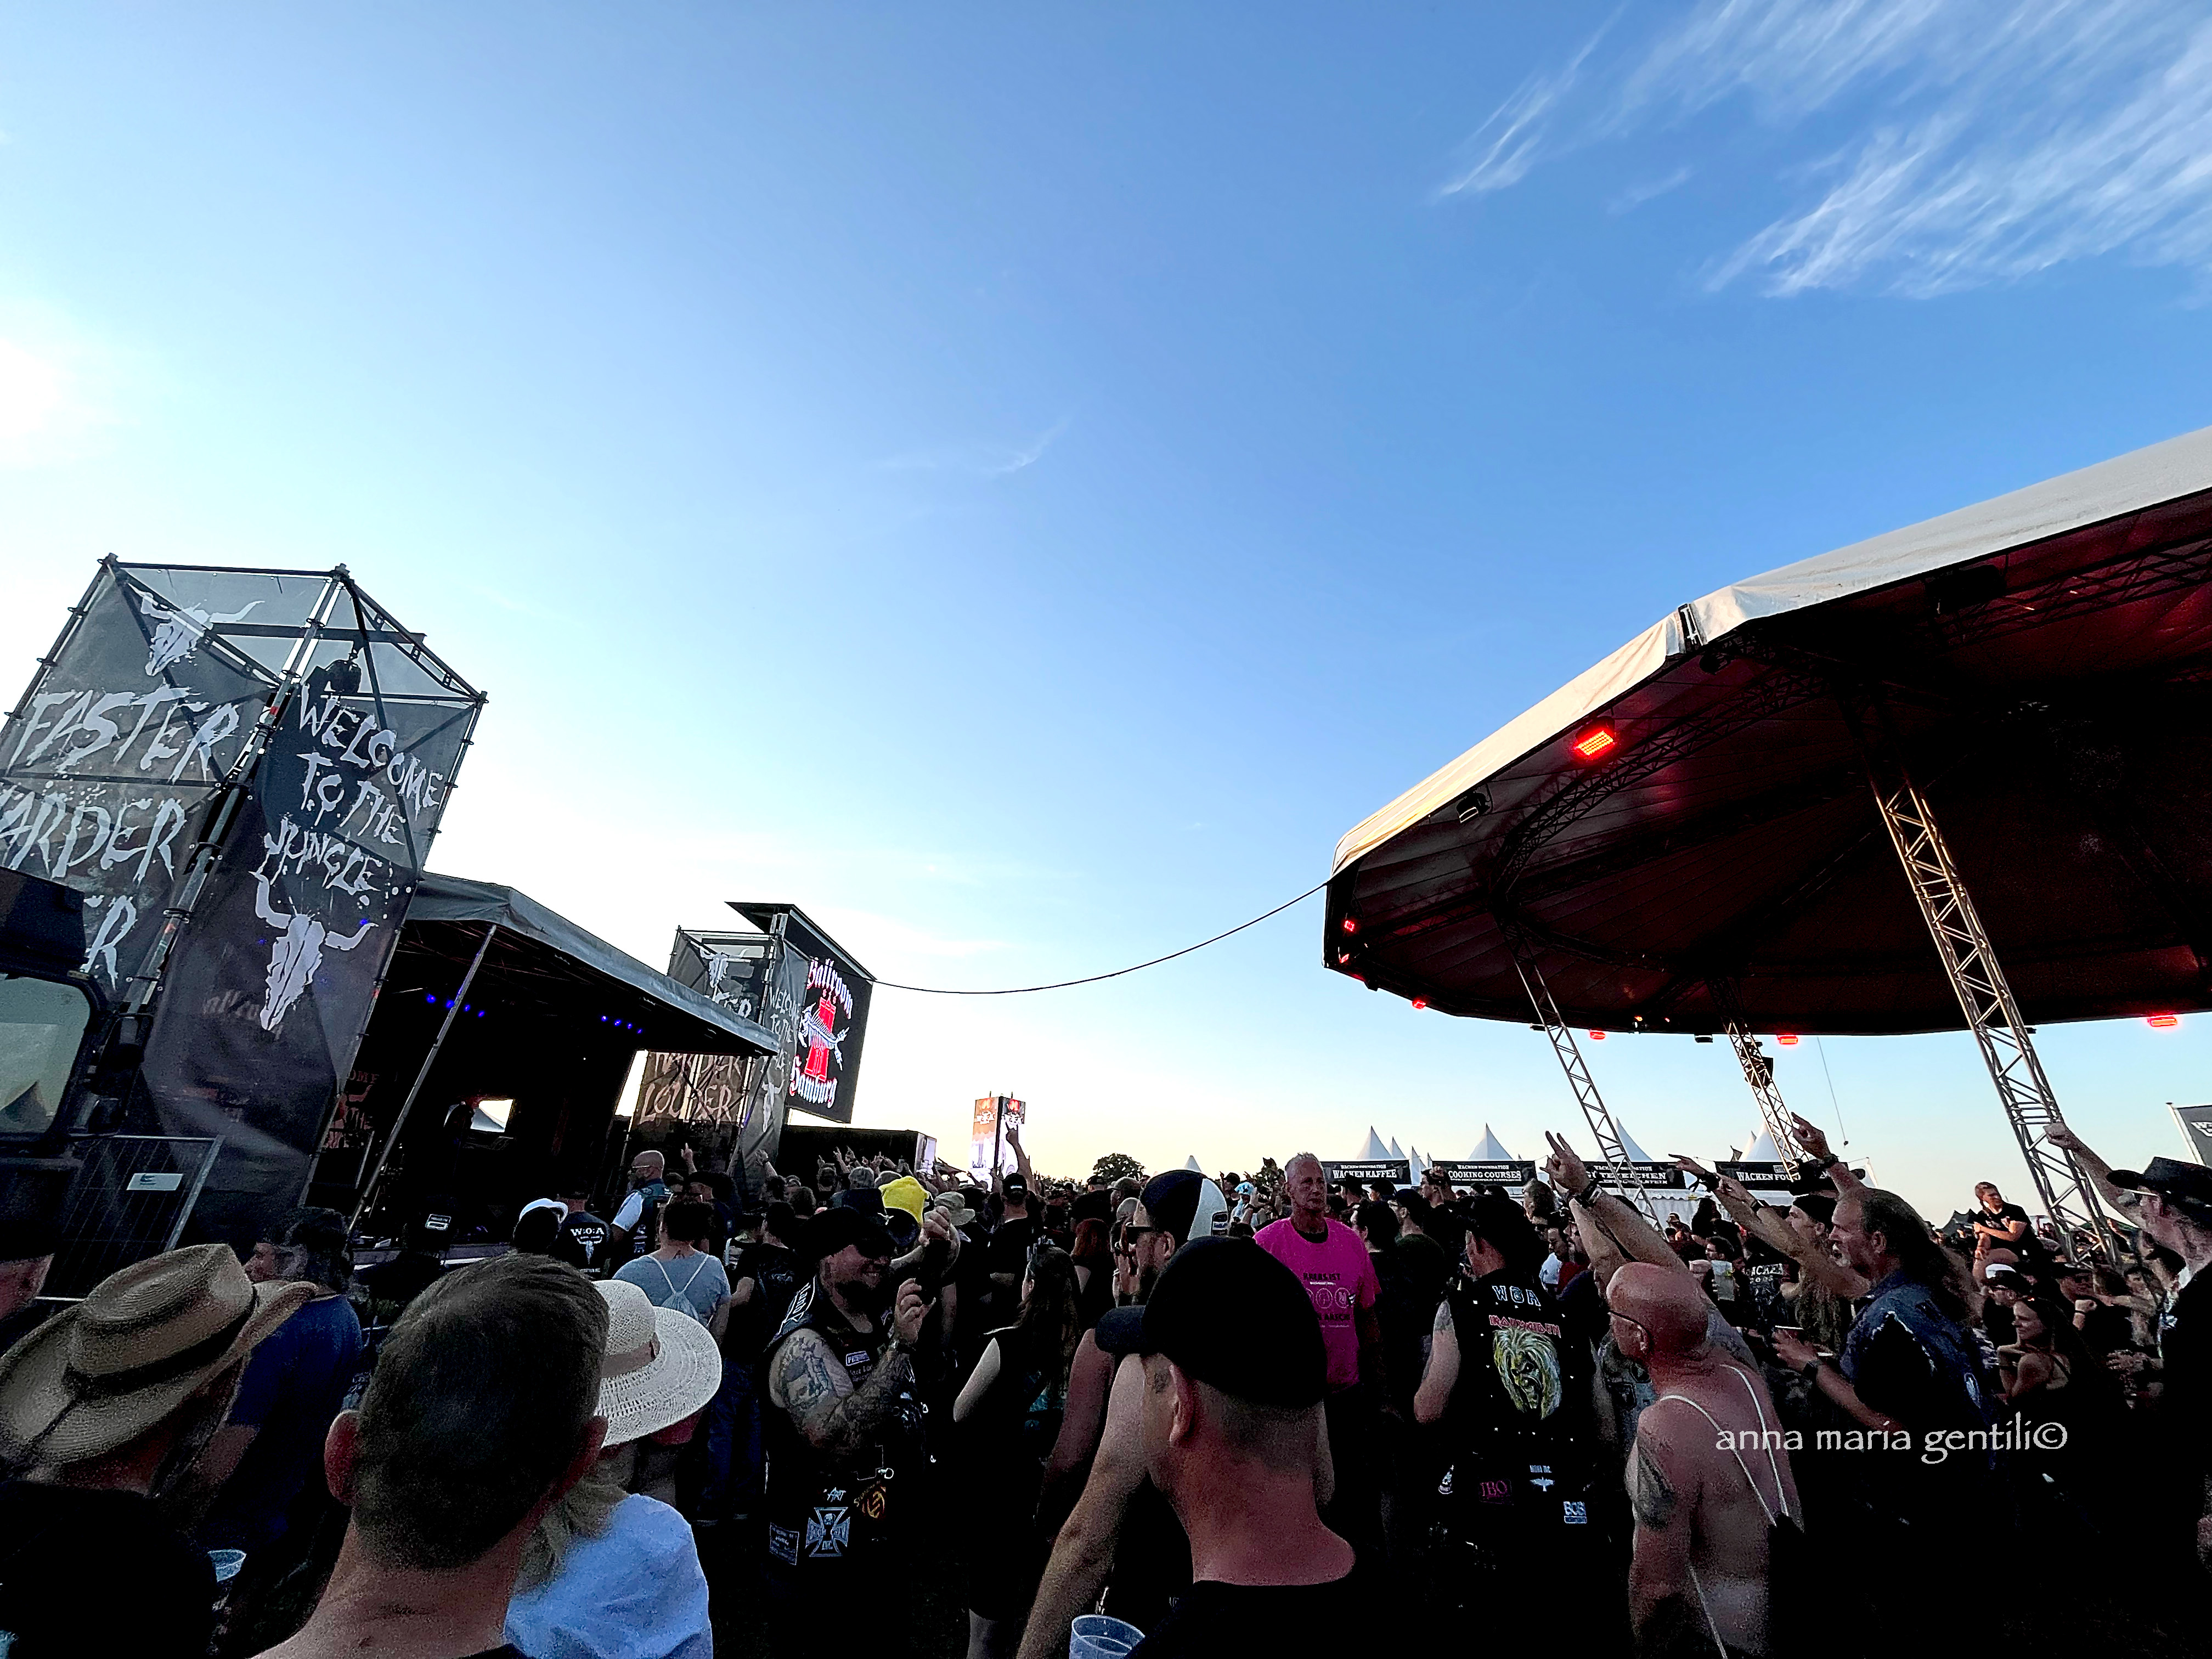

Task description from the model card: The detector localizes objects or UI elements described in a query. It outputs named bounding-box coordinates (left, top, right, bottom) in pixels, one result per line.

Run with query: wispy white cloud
left=1438, top=23, right=1613, bottom=197
left=881, top=417, right=1070, bottom=478
left=1441, top=0, right=2212, bottom=296
left=1609, top=165, right=1694, bottom=215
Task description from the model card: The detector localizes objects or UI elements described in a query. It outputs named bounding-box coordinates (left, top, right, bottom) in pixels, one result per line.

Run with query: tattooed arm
left=1414, top=1297, right=1459, bottom=1425
left=1626, top=1425, right=1699, bottom=1650
left=772, top=1282, right=933, bottom=1457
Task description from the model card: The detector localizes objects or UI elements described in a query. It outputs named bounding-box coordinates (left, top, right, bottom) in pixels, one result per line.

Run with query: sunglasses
left=1115, top=1223, right=1166, bottom=1252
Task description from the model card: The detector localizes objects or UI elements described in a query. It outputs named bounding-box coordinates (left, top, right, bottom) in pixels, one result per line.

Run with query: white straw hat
left=594, top=1279, right=721, bottom=1447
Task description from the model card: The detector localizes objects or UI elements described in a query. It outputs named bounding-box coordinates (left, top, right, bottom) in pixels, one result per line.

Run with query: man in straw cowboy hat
left=504, top=1277, right=723, bottom=1658
left=0, top=1242, right=316, bottom=1658
left=256, top=1252, right=609, bottom=1659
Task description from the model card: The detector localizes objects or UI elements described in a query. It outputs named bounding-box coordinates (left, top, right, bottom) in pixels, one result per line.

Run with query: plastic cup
left=208, top=1549, right=246, bottom=1585
left=1071, top=1615, right=1143, bottom=1659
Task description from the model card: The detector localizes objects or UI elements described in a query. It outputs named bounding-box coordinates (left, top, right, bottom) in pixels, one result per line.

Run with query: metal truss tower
left=1706, top=978, right=1804, bottom=1181
left=1854, top=716, right=2102, bottom=1259
left=1507, top=932, right=1661, bottom=1223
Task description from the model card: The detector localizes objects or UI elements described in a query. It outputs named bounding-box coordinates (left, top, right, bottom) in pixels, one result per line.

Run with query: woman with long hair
left=2000, top=1291, right=2123, bottom=1534
left=506, top=1279, right=723, bottom=1659
left=953, top=1245, right=1082, bottom=1659
left=1068, top=1218, right=1113, bottom=1332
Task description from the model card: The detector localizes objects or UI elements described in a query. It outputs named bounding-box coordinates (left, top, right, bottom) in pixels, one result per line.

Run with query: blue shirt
left=614, top=1252, right=729, bottom=1324
left=200, top=1293, right=363, bottom=1553
left=505, top=1493, right=711, bottom=1659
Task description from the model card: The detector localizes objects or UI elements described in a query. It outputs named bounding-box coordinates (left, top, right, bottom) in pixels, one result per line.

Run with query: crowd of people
left=1, top=1109, right=2208, bottom=1658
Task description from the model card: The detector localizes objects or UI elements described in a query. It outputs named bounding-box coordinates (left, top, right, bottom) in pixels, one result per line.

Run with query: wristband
left=1575, top=1177, right=1604, bottom=1208
left=1799, top=1358, right=1824, bottom=1384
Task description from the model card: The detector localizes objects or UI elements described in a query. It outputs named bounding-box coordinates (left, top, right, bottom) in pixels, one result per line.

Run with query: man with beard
left=763, top=1205, right=934, bottom=1655
left=1414, top=1186, right=1598, bottom=1641
left=1018, top=1170, right=1239, bottom=1658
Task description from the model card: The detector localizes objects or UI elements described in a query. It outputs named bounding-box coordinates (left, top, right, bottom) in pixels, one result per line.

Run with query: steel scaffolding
left=1707, top=978, right=1805, bottom=1181
left=1506, top=932, right=1661, bottom=1222
left=1853, top=714, right=2102, bottom=1259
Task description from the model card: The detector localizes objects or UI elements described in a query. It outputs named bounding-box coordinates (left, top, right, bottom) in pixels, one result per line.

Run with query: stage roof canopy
left=406, top=873, right=779, bottom=1056
left=1326, top=425, right=2212, bottom=1036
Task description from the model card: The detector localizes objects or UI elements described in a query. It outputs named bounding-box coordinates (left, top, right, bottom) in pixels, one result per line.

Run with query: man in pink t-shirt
left=1254, top=1154, right=1383, bottom=1396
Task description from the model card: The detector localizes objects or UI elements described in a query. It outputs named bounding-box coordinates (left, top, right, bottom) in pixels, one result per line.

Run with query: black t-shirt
left=2154, top=1273, right=2212, bottom=1529
left=1976, top=1201, right=2043, bottom=1261
left=986, top=1215, right=1038, bottom=1321
left=1073, top=1188, right=1115, bottom=1226
left=1129, top=1570, right=1361, bottom=1659
left=0, top=1480, right=216, bottom=1658
left=730, top=1242, right=805, bottom=1359
left=555, top=1210, right=612, bottom=1272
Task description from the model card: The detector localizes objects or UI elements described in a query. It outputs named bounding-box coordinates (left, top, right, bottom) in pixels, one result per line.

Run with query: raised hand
left=891, top=1279, right=935, bottom=1348
left=1673, top=1154, right=1717, bottom=1186
left=1544, top=1132, right=1589, bottom=1196
left=1788, top=1114, right=1833, bottom=1164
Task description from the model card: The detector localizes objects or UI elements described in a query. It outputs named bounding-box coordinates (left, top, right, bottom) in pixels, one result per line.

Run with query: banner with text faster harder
left=0, top=563, right=275, bottom=998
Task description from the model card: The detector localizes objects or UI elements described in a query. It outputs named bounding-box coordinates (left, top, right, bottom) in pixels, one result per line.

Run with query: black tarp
left=337, top=874, right=776, bottom=1235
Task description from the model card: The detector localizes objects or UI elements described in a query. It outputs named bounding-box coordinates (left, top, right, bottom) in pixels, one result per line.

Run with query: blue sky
left=5, top=3, right=2212, bottom=1218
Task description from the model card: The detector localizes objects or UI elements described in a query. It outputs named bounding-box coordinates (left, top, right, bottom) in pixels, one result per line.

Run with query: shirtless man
left=1610, top=1263, right=1801, bottom=1658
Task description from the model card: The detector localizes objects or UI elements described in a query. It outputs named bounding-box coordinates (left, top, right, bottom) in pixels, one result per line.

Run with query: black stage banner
left=1428, top=1159, right=1538, bottom=1188
left=2171, top=1105, right=2212, bottom=1166
left=0, top=563, right=276, bottom=998
left=637, top=930, right=771, bottom=1131
left=731, top=905, right=876, bottom=1130
left=137, top=611, right=479, bottom=1244
left=1323, top=1159, right=1410, bottom=1185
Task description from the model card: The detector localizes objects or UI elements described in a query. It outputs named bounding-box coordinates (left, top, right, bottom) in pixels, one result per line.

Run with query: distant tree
left=1091, top=1152, right=1147, bottom=1185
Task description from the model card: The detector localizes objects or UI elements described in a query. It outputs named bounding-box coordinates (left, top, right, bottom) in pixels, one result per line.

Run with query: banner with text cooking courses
left=142, top=638, right=478, bottom=1243
left=1427, top=1160, right=1538, bottom=1189
left=0, top=563, right=281, bottom=998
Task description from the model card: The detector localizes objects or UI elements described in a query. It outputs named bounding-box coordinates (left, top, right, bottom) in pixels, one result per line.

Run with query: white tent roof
left=1469, top=1125, right=1514, bottom=1160
left=1334, top=424, right=2212, bottom=874
left=1389, top=1137, right=1404, bottom=1159
left=1407, top=1145, right=1427, bottom=1180
left=1183, top=1155, right=1204, bottom=1172
left=1358, top=1127, right=1391, bottom=1160
left=1614, top=1121, right=1655, bottom=1164
left=1740, top=1124, right=1781, bottom=1163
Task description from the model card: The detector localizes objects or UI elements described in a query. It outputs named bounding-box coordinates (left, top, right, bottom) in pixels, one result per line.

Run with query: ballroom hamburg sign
left=729, top=904, right=875, bottom=1128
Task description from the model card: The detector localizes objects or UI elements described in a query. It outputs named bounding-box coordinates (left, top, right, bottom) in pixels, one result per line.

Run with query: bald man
left=611, top=1149, right=670, bottom=1261
left=1609, top=1264, right=1799, bottom=1658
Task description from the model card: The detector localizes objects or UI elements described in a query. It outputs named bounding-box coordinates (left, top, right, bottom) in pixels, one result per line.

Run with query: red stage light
left=1776, top=1033, right=1800, bottom=1047
left=1411, top=998, right=1428, bottom=1011
left=1588, top=1030, right=1605, bottom=1040
left=1341, top=917, right=1358, bottom=934
left=2149, top=1013, right=2181, bottom=1029
left=1572, top=727, right=1617, bottom=760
